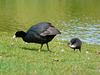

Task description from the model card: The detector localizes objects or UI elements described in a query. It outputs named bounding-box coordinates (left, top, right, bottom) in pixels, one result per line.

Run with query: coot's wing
left=27, top=22, right=50, bottom=35
left=27, top=22, right=61, bottom=37
left=76, top=39, right=82, bottom=46
left=70, top=38, right=77, bottom=45
left=40, top=26, right=61, bottom=36
left=71, top=38, right=82, bottom=46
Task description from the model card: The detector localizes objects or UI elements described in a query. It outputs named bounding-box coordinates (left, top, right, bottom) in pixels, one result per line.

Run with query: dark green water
left=0, top=0, right=100, bottom=44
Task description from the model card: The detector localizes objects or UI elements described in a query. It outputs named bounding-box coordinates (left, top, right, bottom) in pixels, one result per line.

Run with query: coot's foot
left=47, top=50, right=52, bottom=52
left=38, top=50, right=41, bottom=52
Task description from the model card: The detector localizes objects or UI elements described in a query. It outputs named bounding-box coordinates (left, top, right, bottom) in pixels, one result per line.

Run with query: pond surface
left=0, top=0, right=100, bottom=45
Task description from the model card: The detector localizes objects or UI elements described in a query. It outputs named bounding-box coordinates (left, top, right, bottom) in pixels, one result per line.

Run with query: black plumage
left=13, top=22, right=61, bottom=52
left=67, top=38, right=82, bottom=52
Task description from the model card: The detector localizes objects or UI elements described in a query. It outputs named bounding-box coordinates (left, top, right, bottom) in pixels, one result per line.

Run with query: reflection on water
left=56, top=22, right=100, bottom=45
left=0, top=0, right=100, bottom=45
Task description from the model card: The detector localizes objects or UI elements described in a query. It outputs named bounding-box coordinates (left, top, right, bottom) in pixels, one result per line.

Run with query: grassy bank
left=0, top=32, right=100, bottom=75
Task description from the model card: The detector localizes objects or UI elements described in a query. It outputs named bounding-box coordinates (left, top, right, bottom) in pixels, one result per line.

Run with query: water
left=0, top=0, right=100, bottom=45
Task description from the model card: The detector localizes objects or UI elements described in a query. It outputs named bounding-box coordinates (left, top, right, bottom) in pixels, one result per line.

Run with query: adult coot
left=67, top=38, right=82, bottom=52
left=13, top=22, right=61, bottom=52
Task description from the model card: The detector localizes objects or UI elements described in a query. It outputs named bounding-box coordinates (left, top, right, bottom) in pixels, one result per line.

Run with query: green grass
left=0, top=32, right=100, bottom=75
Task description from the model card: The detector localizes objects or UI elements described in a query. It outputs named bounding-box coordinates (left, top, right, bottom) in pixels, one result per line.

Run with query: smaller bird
left=67, top=38, right=82, bottom=52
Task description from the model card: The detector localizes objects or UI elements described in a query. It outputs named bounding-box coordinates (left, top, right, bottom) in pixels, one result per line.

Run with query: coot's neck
left=21, top=32, right=27, bottom=38
left=18, top=31, right=27, bottom=38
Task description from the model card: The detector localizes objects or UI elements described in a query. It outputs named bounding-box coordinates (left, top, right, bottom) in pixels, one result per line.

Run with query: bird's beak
left=13, top=35, right=16, bottom=39
left=67, top=42, right=71, bottom=47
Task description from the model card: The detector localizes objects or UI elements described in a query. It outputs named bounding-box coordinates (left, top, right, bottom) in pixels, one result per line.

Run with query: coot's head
left=67, top=42, right=71, bottom=47
left=13, top=31, right=26, bottom=39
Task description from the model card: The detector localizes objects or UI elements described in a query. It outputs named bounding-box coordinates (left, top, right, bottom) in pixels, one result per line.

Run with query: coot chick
left=67, top=38, right=82, bottom=52
left=13, top=22, right=61, bottom=52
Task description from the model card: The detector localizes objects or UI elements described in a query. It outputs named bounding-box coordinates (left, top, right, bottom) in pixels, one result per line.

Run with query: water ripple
left=56, top=21, right=100, bottom=45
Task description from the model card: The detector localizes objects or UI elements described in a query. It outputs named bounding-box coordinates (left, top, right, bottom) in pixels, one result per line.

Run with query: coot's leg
left=74, top=48, right=75, bottom=52
left=46, top=43, right=52, bottom=52
left=79, top=48, right=81, bottom=52
left=38, top=44, right=43, bottom=52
